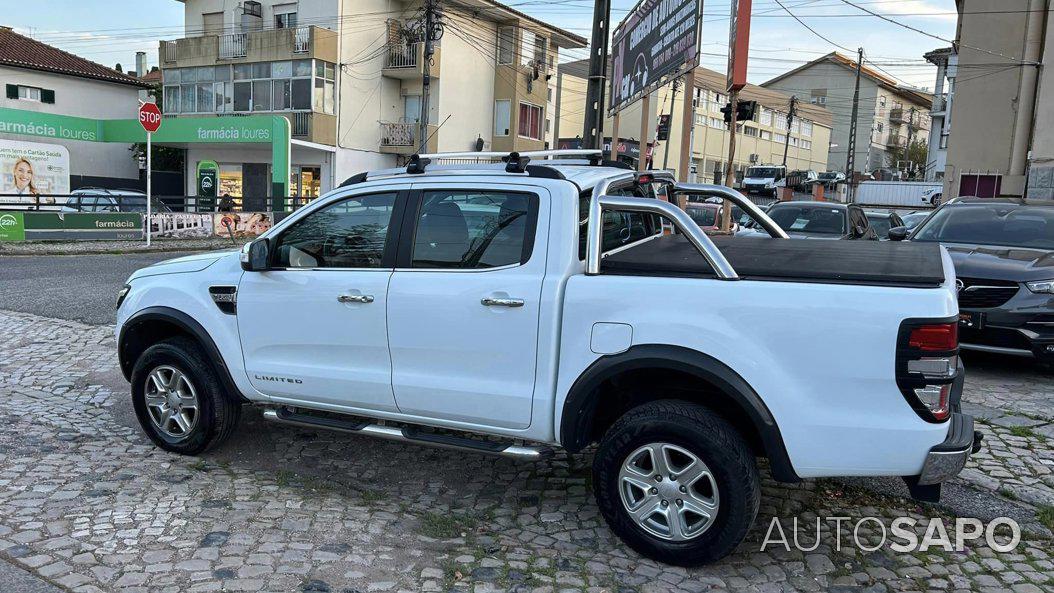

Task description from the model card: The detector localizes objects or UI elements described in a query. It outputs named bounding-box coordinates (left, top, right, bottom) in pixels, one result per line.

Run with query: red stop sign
left=139, top=102, right=162, bottom=133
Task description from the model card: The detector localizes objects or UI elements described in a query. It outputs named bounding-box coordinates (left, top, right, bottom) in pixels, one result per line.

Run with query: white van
left=741, top=165, right=786, bottom=197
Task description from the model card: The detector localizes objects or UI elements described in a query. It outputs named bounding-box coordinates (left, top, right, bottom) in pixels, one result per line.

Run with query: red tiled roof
left=140, top=69, right=163, bottom=83
left=0, top=26, right=149, bottom=88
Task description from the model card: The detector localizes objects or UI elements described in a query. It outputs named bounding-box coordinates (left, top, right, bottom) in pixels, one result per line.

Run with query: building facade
left=160, top=0, right=584, bottom=200
left=923, top=47, right=956, bottom=183
left=555, top=61, right=832, bottom=184
left=0, top=27, right=150, bottom=190
left=944, top=0, right=1053, bottom=199
left=762, top=53, right=932, bottom=178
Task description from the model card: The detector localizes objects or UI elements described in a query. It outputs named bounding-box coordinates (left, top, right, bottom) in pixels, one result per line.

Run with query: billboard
left=727, top=0, right=752, bottom=92
left=609, top=0, right=702, bottom=114
left=213, top=212, right=273, bottom=238
left=0, top=212, right=141, bottom=241
left=0, top=139, right=70, bottom=204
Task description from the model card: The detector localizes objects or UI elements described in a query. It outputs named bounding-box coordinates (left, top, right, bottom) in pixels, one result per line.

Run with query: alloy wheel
left=618, top=442, right=720, bottom=541
left=144, top=365, right=200, bottom=438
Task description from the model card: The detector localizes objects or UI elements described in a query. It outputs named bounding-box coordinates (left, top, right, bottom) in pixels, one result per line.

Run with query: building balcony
left=379, top=121, right=438, bottom=154
left=889, top=107, right=906, bottom=123
left=160, top=25, right=338, bottom=67
left=885, top=135, right=907, bottom=148
left=382, top=42, right=441, bottom=80
left=281, top=111, right=336, bottom=146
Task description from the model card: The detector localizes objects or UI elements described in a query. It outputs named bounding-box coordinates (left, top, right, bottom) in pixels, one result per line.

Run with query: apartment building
left=762, top=52, right=932, bottom=177
left=923, top=47, right=955, bottom=183
left=159, top=0, right=584, bottom=199
left=554, top=60, right=832, bottom=183
left=943, top=0, right=1052, bottom=199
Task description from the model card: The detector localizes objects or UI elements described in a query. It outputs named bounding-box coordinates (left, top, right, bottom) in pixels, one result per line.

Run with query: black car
left=737, top=201, right=878, bottom=240
left=865, top=210, right=906, bottom=240
left=892, top=197, right=1054, bottom=364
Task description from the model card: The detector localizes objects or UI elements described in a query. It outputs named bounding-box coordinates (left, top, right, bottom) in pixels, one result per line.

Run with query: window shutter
left=5, top=84, right=17, bottom=99
left=41, top=89, right=55, bottom=104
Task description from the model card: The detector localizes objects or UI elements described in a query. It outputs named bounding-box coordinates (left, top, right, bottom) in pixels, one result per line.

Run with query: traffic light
left=736, top=100, right=758, bottom=122
left=722, top=100, right=759, bottom=125
left=656, top=114, right=671, bottom=141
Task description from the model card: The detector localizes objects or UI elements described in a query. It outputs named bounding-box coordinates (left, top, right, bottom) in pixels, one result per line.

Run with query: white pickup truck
left=115, top=150, right=978, bottom=566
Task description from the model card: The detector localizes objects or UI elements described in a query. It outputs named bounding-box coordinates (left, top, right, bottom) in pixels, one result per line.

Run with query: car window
left=687, top=207, right=717, bottom=227
left=272, top=192, right=398, bottom=268
left=577, top=193, right=659, bottom=260
left=96, top=197, right=118, bottom=213
left=867, top=214, right=892, bottom=238
left=410, top=190, right=536, bottom=269
left=913, top=204, right=1054, bottom=250
left=767, top=205, right=846, bottom=234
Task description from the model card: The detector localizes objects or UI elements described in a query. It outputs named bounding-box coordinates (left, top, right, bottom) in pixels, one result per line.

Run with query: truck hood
left=943, top=243, right=1054, bottom=282
left=128, top=250, right=235, bottom=280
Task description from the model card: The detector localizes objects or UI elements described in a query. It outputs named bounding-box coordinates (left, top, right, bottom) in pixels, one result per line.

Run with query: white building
left=0, top=26, right=150, bottom=188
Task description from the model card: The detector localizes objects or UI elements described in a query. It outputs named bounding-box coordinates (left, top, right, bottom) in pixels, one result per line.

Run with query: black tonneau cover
left=602, top=234, right=946, bottom=287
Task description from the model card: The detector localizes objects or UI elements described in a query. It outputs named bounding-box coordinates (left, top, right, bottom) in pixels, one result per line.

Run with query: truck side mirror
left=241, top=238, right=271, bottom=271
left=887, top=226, right=909, bottom=241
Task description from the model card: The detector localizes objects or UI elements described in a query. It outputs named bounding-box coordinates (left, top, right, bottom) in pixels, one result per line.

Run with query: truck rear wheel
left=130, top=336, right=241, bottom=455
left=593, top=400, right=760, bottom=566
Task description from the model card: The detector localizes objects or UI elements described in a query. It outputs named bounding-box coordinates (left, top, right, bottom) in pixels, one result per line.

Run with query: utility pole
left=781, top=95, right=797, bottom=167
left=721, top=91, right=739, bottom=231
left=662, top=79, right=680, bottom=170
left=844, top=47, right=863, bottom=200
left=582, top=0, right=612, bottom=149
left=419, top=0, right=439, bottom=153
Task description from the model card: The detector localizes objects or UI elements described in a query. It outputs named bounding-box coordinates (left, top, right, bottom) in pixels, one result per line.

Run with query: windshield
left=912, top=203, right=1054, bottom=250
left=866, top=213, right=892, bottom=238
left=818, top=172, right=838, bottom=180
left=687, top=206, right=717, bottom=227
left=746, top=167, right=780, bottom=179
left=767, top=204, right=846, bottom=234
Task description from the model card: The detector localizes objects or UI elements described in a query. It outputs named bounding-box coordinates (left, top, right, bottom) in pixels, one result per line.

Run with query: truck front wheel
left=130, top=336, right=241, bottom=455
left=593, top=401, right=760, bottom=566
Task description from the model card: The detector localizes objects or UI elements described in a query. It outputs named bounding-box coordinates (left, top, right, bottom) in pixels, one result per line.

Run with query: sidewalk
left=0, top=237, right=249, bottom=256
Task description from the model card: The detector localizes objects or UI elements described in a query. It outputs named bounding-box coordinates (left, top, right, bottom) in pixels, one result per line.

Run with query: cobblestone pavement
left=1, top=309, right=1052, bottom=593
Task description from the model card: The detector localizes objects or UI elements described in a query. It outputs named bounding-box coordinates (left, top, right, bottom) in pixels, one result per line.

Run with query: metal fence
left=386, top=42, right=420, bottom=69
left=0, top=194, right=319, bottom=213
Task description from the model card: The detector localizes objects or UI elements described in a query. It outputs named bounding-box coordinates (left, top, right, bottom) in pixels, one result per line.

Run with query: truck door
left=237, top=187, right=408, bottom=412
left=386, top=184, right=548, bottom=429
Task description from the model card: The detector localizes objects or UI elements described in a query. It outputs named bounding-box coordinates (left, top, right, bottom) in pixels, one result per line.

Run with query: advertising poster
left=151, top=213, right=214, bottom=238
left=213, top=212, right=273, bottom=238
left=609, top=0, right=702, bottom=114
left=0, top=139, right=71, bottom=205
left=0, top=212, right=142, bottom=241
left=0, top=211, right=25, bottom=241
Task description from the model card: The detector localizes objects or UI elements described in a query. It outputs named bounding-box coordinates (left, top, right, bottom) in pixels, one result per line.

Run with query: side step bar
left=261, top=407, right=553, bottom=461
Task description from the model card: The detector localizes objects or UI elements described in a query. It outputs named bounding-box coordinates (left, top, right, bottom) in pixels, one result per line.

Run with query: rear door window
left=409, top=190, right=538, bottom=269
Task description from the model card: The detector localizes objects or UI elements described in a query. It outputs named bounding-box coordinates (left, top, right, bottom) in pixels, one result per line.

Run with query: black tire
left=593, top=400, right=760, bottom=566
left=130, top=336, right=241, bottom=455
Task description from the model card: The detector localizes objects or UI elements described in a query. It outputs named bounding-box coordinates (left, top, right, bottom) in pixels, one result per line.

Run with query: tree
left=114, top=63, right=123, bottom=73
left=887, top=139, right=928, bottom=180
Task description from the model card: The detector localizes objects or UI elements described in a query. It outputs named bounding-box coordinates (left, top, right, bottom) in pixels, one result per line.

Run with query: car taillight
left=897, top=320, right=960, bottom=423
left=908, top=323, right=958, bottom=351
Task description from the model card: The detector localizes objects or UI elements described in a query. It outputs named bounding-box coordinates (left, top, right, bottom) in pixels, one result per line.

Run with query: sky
left=5, top=0, right=957, bottom=89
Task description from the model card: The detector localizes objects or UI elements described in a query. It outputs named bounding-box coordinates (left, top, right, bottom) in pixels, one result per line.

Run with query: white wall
left=436, top=18, right=498, bottom=152
left=183, top=0, right=338, bottom=35
left=0, top=66, right=143, bottom=181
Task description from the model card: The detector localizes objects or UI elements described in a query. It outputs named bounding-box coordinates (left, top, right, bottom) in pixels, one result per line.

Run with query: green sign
left=0, top=212, right=143, bottom=241
left=0, top=107, right=290, bottom=197
left=0, top=212, right=25, bottom=241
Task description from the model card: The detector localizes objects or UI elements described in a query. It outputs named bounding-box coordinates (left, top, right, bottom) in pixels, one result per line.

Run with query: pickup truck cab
left=116, top=150, right=977, bottom=566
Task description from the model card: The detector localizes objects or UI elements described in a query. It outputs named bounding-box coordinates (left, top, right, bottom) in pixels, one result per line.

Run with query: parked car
left=685, top=202, right=722, bottom=232
left=737, top=201, right=879, bottom=240
left=900, top=211, right=931, bottom=230
left=787, top=169, right=819, bottom=191
left=116, top=151, right=973, bottom=566
left=922, top=187, right=943, bottom=206
left=865, top=210, right=906, bottom=240
left=892, top=197, right=1054, bottom=364
left=62, top=188, right=172, bottom=214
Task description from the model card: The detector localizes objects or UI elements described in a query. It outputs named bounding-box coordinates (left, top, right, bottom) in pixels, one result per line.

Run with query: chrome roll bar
left=586, top=172, right=634, bottom=276
left=586, top=191, right=740, bottom=280
left=671, top=183, right=789, bottom=239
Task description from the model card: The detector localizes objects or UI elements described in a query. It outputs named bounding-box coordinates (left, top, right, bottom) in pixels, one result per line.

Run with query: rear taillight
left=908, top=323, right=958, bottom=351
left=897, top=320, right=960, bottom=423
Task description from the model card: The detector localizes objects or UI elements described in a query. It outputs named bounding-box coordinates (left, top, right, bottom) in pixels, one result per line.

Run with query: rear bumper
left=917, top=412, right=978, bottom=485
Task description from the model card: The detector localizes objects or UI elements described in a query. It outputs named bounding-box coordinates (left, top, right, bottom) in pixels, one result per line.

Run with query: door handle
left=481, top=297, right=524, bottom=308
left=338, top=294, right=374, bottom=304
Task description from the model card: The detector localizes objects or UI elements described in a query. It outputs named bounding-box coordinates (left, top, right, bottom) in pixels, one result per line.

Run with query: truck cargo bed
left=602, top=234, right=946, bottom=287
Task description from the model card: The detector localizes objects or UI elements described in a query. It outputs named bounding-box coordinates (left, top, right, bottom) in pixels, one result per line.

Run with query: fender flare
left=559, top=344, right=800, bottom=482
left=118, top=306, right=246, bottom=402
